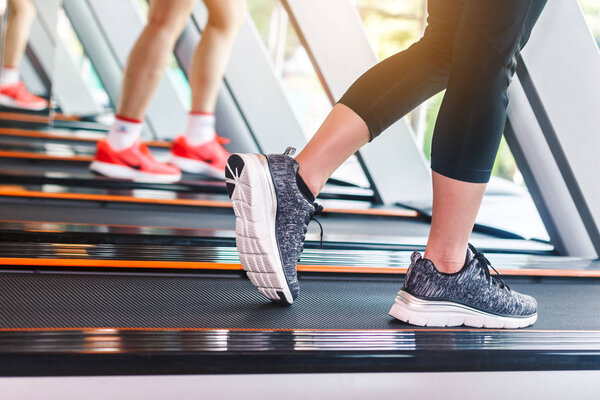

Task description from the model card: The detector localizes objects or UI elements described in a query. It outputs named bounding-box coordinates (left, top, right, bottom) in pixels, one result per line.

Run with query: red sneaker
left=0, top=82, right=47, bottom=110
left=90, top=139, right=181, bottom=183
left=169, top=135, right=230, bottom=179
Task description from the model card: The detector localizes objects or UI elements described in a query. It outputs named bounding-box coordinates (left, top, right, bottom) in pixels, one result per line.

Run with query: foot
left=90, top=139, right=181, bottom=183
left=0, top=82, right=47, bottom=110
left=390, top=244, right=537, bottom=328
left=169, top=135, right=230, bottom=179
left=226, top=147, right=322, bottom=304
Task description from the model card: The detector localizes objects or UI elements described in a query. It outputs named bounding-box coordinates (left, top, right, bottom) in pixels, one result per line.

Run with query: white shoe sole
left=90, top=161, right=181, bottom=183
left=226, top=153, right=294, bottom=304
left=389, top=290, right=537, bottom=329
left=169, top=154, right=225, bottom=179
left=0, top=93, right=47, bottom=111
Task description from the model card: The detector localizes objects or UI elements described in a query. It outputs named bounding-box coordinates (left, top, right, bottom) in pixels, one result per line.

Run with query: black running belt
left=0, top=271, right=598, bottom=330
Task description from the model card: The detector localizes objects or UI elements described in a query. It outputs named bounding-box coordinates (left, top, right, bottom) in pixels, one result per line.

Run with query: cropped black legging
left=339, top=0, right=547, bottom=183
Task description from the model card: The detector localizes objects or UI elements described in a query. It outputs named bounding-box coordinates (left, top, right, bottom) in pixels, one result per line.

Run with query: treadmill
left=0, top=114, right=599, bottom=382
left=1, top=240, right=599, bottom=377
left=0, top=121, right=551, bottom=252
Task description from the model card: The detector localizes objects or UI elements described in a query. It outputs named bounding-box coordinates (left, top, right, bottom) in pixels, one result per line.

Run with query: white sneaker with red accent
left=90, top=139, right=181, bottom=183
left=169, top=135, right=230, bottom=179
left=0, top=82, right=47, bottom=110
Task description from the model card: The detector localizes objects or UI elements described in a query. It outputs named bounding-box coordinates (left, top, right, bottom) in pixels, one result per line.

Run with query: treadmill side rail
left=0, top=329, right=599, bottom=376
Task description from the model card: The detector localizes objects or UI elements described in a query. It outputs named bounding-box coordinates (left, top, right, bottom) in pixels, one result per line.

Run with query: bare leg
left=424, top=172, right=486, bottom=273
left=295, top=104, right=370, bottom=197
left=117, top=0, right=196, bottom=120
left=190, top=0, right=246, bottom=113
left=296, top=104, right=485, bottom=274
left=4, top=0, right=36, bottom=68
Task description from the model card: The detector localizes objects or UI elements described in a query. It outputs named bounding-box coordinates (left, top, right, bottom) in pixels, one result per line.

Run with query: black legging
left=339, top=0, right=547, bottom=183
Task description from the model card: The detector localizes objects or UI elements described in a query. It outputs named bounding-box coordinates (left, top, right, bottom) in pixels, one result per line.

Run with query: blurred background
left=246, top=0, right=600, bottom=186
left=1, top=0, right=599, bottom=243
left=49, top=0, right=600, bottom=187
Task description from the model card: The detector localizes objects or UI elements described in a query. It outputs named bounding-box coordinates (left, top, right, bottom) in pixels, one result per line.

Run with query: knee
left=414, top=28, right=454, bottom=69
left=206, top=0, right=247, bottom=36
left=145, top=13, right=184, bottom=44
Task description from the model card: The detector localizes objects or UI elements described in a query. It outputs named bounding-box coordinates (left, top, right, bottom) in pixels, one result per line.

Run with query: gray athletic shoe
left=390, top=244, right=537, bottom=328
left=226, top=147, right=322, bottom=304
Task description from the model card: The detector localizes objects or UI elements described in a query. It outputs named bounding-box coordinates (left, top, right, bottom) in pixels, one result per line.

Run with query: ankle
left=297, top=168, right=323, bottom=198
left=185, top=112, right=216, bottom=146
left=423, top=250, right=467, bottom=274
left=107, top=116, right=143, bottom=150
left=305, top=177, right=323, bottom=199
left=0, top=66, right=19, bottom=86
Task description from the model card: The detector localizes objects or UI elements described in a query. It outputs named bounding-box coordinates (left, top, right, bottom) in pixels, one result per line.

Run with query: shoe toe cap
left=518, top=293, right=538, bottom=316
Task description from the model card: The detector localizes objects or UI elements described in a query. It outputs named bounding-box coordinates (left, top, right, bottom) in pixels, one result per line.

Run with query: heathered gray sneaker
left=390, top=244, right=537, bottom=328
left=225, top=147, right=322, bottom=304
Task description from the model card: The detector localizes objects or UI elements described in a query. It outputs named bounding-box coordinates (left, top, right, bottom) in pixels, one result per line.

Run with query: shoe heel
left=389, top=290, right=465, bottom=327
left=389, top=296, right=429, bottom=327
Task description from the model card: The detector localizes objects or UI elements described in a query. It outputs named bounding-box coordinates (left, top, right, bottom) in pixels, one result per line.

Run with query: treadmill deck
left=0, top=270, right=598, bottom=331
left=1, top=121, right=598, bottom=375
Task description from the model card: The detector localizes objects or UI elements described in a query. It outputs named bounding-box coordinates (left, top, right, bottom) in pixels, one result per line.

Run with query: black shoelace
left=311, top=203, right=324, bottom=249
left=470, top=244, right=510, bottom=291
left=298, top=202, right=324, bottom=262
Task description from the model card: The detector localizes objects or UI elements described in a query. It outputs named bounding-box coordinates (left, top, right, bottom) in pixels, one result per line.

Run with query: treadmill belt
left=0, top=271, right=598, bottom=331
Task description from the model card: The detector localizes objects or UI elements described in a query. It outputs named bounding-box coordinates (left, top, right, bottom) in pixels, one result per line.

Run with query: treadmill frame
left=1, top=328, right=599, bottom=376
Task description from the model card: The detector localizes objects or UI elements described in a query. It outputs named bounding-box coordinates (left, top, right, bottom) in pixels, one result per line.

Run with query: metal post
left=510, top=0, right=600, bottom=257
left=282, top=0, right=433, bottom=206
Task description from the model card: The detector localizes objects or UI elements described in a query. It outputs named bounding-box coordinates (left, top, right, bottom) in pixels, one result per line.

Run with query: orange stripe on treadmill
left=0, top=257, right=599, bottom=278
left=0, top=188, right=233, bottom=208
left=494, top=268, right=600, bottom=278
left=0, top=188, right=420, bottom=218
left=0, top=127, right=77, bottom=140
left=0, top=150, right=93, bottom=162
left=0, top=111, right=51, bottom=123
left=23, top=229, right=64, bottom=233
left=54, top=113, right=80, bottom=121
left=0, top=111, right=81, bottom=122
left=0, top=127, right=102, bottom=143
left=0, top=219, right=231, bottom=232
left=0, top=258, right=378, bottom=272
left=0, top=127, right=171, bottom=148
left=324, top=207, right=418, bottom=217
left=0, top=258, right=241, bottom=270
left=0, top=326, right=596, bottom=333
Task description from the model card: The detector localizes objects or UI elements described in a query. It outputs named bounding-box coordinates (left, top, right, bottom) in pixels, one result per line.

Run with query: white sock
left=0, top=67, right=19, bottom=86
left=106, top=116, right=143, bottom=151
left=185, top=113, right=216, bottom=146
